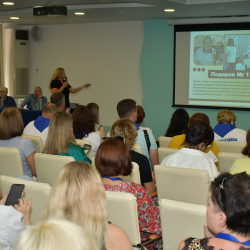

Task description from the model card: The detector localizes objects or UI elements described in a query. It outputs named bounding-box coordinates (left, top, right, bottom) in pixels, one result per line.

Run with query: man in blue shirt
left=0, top=87, right=17, bottom=107
left=19, top=86, right=47, bottom=109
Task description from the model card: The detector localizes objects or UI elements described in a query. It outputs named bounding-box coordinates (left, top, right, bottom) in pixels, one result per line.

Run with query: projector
left=33, top=6, right=67, bottom=16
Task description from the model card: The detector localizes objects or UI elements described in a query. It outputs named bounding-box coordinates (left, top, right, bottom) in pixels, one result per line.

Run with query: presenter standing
left=225, top=38, right=237, bottom=70
left=49, top=68, right=90, bottom=108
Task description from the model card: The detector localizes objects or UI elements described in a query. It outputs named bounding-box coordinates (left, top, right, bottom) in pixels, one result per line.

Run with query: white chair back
left=0, top=175, right=51, bottom=224
left=155, top=165, right=210, bottom=205
left=34, top=153, right=75, bottom=186
left=22, top=134, right=44, bottom=153
left=158, top=147, right=179, bottom=163
left=105, top=191, right=141, bottom=246
left=159, top=199, right=206, bottom=250
left=215, top=140, right=246, bottom=154
left=76, top=139, right=93, bottom=159
left=218, top=152, right=242, bottom=172
left=0, top=147, right=23, bottom=177
left=132, top=144, right=142, bottom=154
left=124, top=162, right=141, bottom=184
left=159, top=136, right=173, bottom=148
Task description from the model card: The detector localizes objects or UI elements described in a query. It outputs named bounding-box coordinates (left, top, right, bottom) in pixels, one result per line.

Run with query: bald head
left=42, top=103, right=58, bottom=120
left=0, top=87, right=8, bottom=100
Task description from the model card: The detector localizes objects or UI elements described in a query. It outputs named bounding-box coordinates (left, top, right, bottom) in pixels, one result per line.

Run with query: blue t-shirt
left=0, top=136, right=35, bottom=177
left=0, top=96, right=17, bottom=107
left=21, top=94, right=47, bottom=109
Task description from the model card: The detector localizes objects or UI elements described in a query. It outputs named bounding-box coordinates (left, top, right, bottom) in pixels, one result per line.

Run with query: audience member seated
left=0, top=107, right=37, bottom=178
left=43, top=112, right=91, bottom=163
left=23, top=103, right=58, bottom=146
left=164, top=108, right=189, bottom=137
left=72, top=106, right=101, bottom=157
left=50, top=92, right=68, bottom=113
left=19, top=87, right=47, bottom=109
left=116, top=99, right=158, bottom=169
left=214, top=109, right=247, bottom=142
left=136, top=105, right=152, bottom=132
left=87, top=102, right=106, bottom=138
left=0, top=87, right=16, bottom=107
left=0, top=191, right=31, bottom=250
left=15, top=219, right=98, bottom=250
left=96, top=138, right=161, bottom=236
left=178, top=172, right=250, bottom=250
left=41, top=161, right=132, bottom=250
left=162, top=121, right=219, bottom=181
left=230, top=128, right=250, bottom=175
left=168, top=113, right=220, bottom=169
left=110, top=119, right=156, bottom=193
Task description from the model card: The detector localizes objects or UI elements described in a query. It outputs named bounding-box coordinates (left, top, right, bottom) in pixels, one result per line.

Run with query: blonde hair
left=43, top=112, right=77, bottom=154
left=41, top=162, right=108, bottom=249
left=87, top=103, right=99, bottom=124
left=217, top=109, right=236, bottom=124
left=110, top=119, right=137, bottom=148
left=15, top=218, right=98, bottom=250
left=49, top=68, right=65, bottom=87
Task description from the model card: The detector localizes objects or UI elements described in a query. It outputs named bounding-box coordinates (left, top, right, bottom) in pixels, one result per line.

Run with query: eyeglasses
left=101, top=136, right=125, bottom=143
left=0, top=91, right=7, bottom=93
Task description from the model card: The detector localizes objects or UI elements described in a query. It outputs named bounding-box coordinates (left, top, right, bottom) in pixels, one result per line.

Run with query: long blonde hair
left=49, top=68, right=65, bottom=87
left=41, top=162, right=108, bottom=249
left=43, top=112, right=77, bottom=154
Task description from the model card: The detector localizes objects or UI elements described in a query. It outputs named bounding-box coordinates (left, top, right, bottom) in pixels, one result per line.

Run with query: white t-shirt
left=226, top=46, right=236, bottom=63
left=214, top=128, right=247, bottom=143
left=236, top=63, right=245, bottom=70
left=161, top=148, right=219, bottom=181
left=83, top=132, right=101, bottom=157
left=194, top=47, right=215, bottom=65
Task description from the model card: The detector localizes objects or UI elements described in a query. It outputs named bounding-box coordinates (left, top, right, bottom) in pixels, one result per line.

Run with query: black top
left=51, top=79, right=71, bottom=108
left=129, top=150, right=153, bottom=186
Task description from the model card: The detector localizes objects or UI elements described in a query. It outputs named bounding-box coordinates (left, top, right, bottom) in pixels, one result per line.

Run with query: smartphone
left=82, top=144, right=92, bottom=154
left=5, top=184, right=25, bottom=206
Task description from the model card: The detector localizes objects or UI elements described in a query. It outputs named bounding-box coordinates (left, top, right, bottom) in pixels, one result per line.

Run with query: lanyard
left=216, top=233, right=250, bottom=246
left=103, top=176, right=123, bottom=181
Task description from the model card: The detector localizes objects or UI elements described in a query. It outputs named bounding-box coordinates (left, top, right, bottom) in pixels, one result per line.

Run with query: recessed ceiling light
left=3, top=2, right=14, bottom=5
left=75, top=12, right=85, bottom=15
left=10, top=17, right=19, bottom=19
left=164, top=9, right=175, bottom=12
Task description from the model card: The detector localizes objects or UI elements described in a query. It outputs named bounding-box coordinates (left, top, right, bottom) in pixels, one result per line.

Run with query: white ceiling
left=1, top=0, right=250, bottom=25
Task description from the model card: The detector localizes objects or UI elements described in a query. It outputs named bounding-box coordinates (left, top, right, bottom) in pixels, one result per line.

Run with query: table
left=0, top=109, right=42, bottom=127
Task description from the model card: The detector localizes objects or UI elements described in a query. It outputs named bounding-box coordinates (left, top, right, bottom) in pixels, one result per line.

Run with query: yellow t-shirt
left=168, top=134, right=220, bottom=170
left=230, top=156, right=250, bottom=175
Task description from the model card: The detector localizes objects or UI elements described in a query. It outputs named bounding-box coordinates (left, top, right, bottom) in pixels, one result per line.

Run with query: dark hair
left=227, top=38, right=234, bottom=46
left=95, top=138, right=132, bottom=177
left=136, top=105, right=145, bottom=125
left=204, top=36, right=212, bottom=44
left=188, top=113, right=210, bottom=127
left=165, top=109, right=189, bottom=137
left=185, top=120, right=214, bottom=147
left=241, top=129, right=250, bottom=157
left=117, top=99, right=136, bottom=119
left=210, top=172, right=250, bottom=236
left=87, top=103, right=99, bottom=124
left=72, top=106, right=95, bottom=139
left=50, top=92, right=65, bottom=108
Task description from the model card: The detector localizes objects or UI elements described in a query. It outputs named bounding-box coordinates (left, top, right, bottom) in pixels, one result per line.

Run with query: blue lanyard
left=103, top=176, right=123, bottom=181
left=216, top=233, right=250, bottom=246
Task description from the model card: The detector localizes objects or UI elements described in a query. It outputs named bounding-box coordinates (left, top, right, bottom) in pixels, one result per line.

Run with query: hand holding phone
left=5, top=184, right=25, bottom=206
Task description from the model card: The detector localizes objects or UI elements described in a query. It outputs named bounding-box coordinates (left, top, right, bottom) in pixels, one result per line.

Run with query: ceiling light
left=164, top=9, right=175, bottom=12
left=75, top=12, right=84, bottom=15
left=10, top=17, right=19, bottom=19
left=3, top=2, right=14, bottom=5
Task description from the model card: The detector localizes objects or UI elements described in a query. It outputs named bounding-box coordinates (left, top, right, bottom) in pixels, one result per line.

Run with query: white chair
left=158, top=147, right=179, bottom=163
left=0, top=175, right=51, bottom=224
left=124, top=162, right=141, bottom=184
left=218, top=152, right=242, bottom=172
left=22, top=134, right=44, bottom=153
left=34, top=153, right=75, bottom=186
left=215, top=140, right=246, bottom=154
left=155, top=165, right=210, bottom=205
left=76, top=139, right=93, bottom=159
left=159, top=136, right=173, bottom=148
left=159, top=199, right=206, bottom=250
left=0, top=147, right=24, bottom=177
left=132, top=144, right=142, bottom=154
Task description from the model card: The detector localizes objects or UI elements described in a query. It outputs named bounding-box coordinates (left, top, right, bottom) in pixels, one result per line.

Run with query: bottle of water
left=37, top=99, right=42, bottom=110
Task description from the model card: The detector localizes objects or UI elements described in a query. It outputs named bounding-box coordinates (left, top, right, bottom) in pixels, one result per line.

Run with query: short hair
left=87, top=103, right=99, bottom=124
left=241, top=128, right=250, bottom=157
left=217, top=109, right=236, bottom=123
left=0, top=107, right=24, bottom=139
left=34, top=86, right=41, bottom=91
left=117, top=99, right=136, bottom=119
left=210, top=172, right=250, bottom=236
left=41, top=162, right=107, bottom=249
left=42, top=103, right=58, bottom=115
left=15, top=218, right=98, bottom=250
left=188, top=113, right=210, bottom=127
left=49, top=68, right=65, bottom=87
left=203, top=36, right=212, bottom=44
left=0, top=87, right=8, bottom=92
left=50, top=92, right=65, bottom=108
left=136, top=105, right=145, bottom=124
left=185, top=120, right=214, bottom=147
left=72, top=106, right=95, bottom=139
left=96, top=138, right=132, bottom=177
left=43, top=112, right=76, bottom=154
left=110, top=119, right=137, bottom=148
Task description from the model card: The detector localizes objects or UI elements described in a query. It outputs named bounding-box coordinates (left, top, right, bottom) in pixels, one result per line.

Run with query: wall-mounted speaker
left=31, top=26, right=42, bottom=41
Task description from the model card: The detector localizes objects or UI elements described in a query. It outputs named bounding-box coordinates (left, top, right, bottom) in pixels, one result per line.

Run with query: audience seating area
left=158, top=136, right=172, bottom=148
left=21, top=134, right=44, bottom=153
left=217, top=152, right=242, bottom=172
left=124, top=162, right=141, bottom=185
left=158, top=147, right=179, bottom=163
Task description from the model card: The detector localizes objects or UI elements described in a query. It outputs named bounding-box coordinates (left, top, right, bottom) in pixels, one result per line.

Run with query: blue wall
left=141, top=19, right=250, bottom=138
